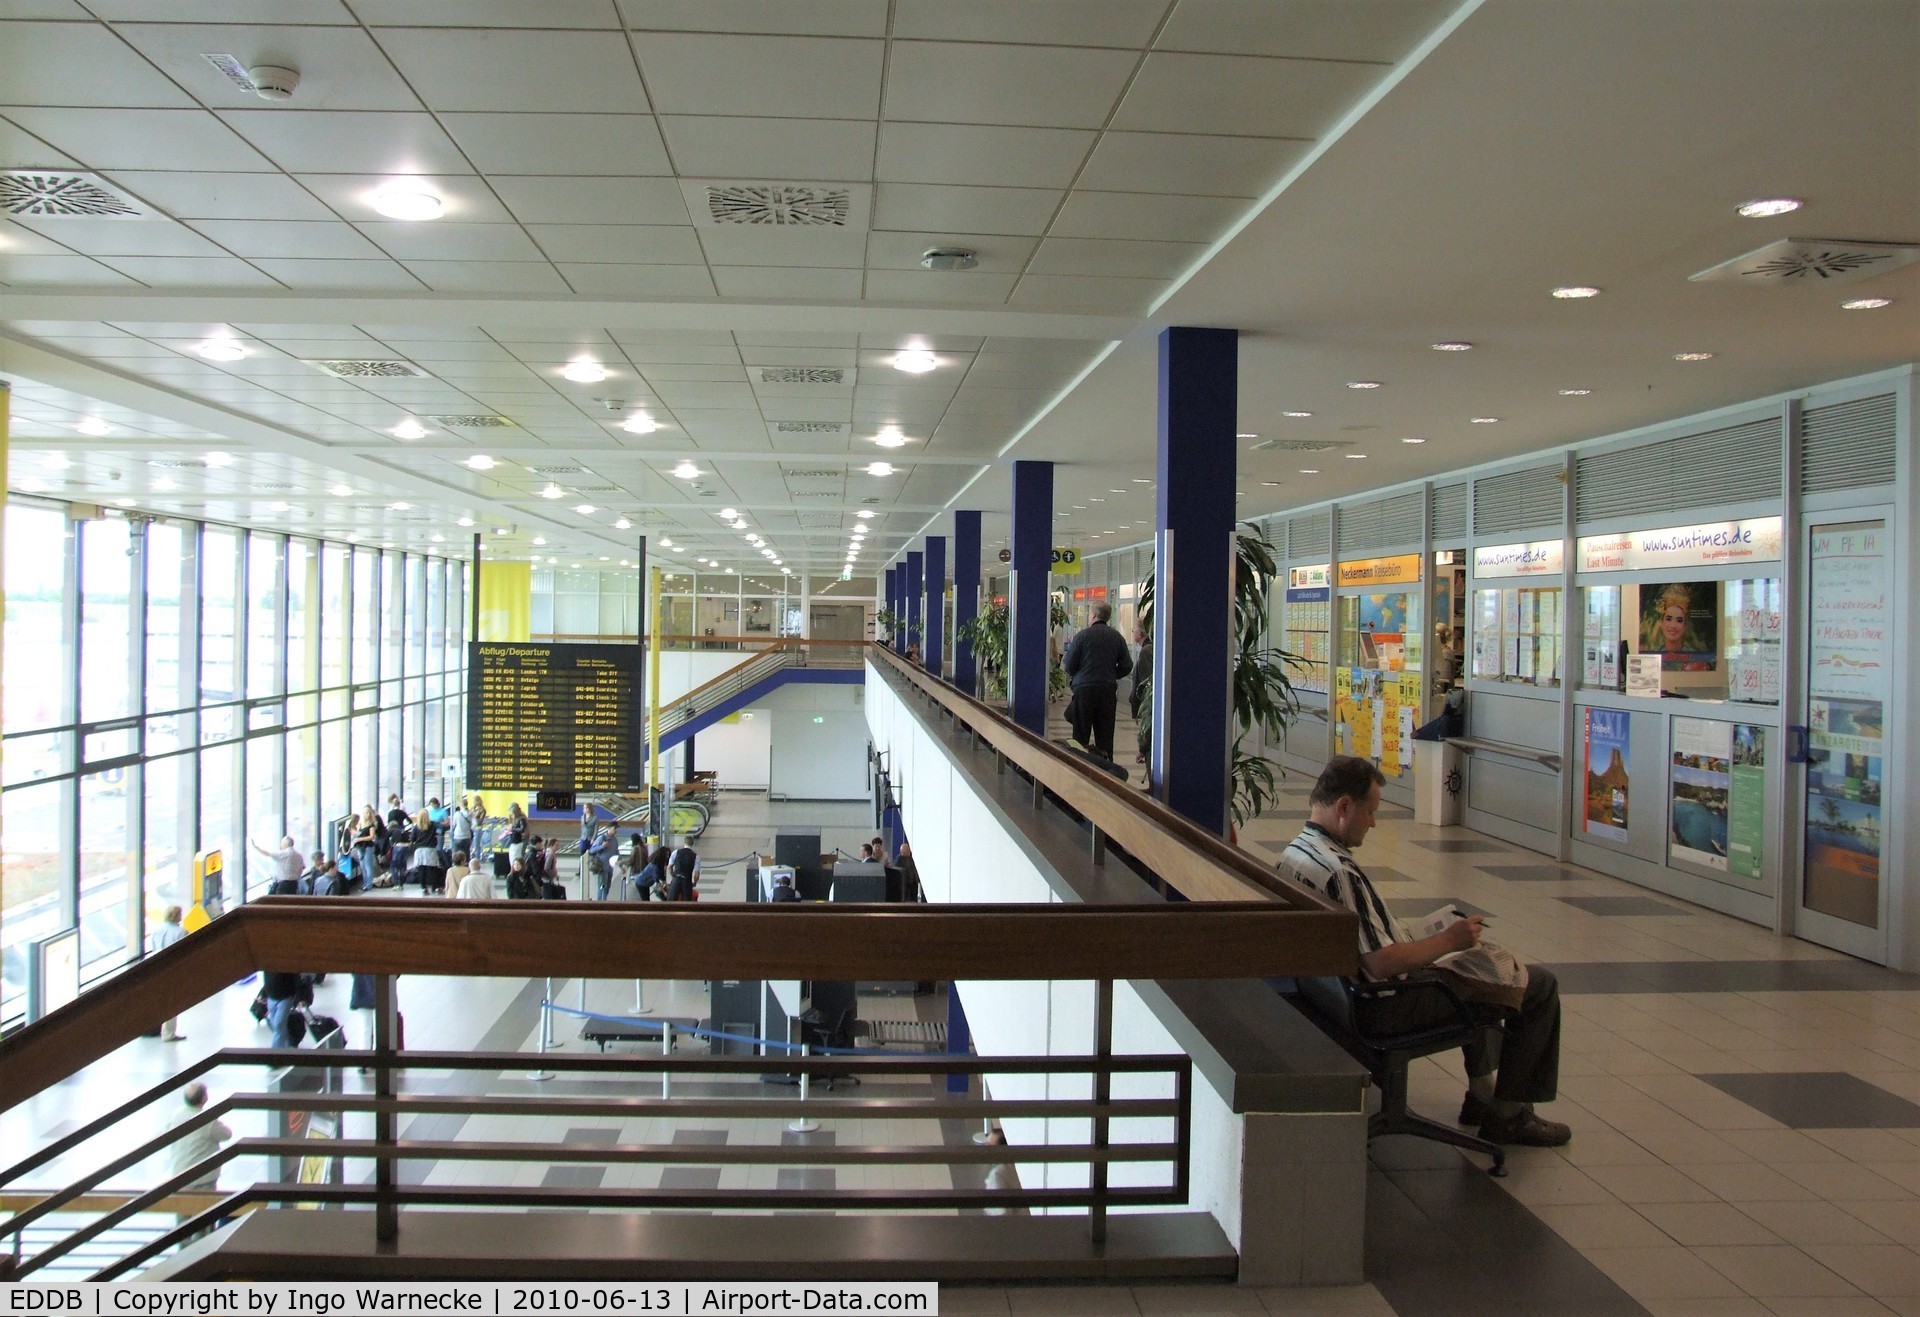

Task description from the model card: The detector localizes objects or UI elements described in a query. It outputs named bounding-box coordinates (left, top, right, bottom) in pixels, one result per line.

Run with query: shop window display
left=1578, top=578, right=1781, bottom=703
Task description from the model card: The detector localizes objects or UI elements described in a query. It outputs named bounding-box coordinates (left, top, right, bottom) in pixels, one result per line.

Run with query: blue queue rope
left=540, top=1000, right=960, bottom=1059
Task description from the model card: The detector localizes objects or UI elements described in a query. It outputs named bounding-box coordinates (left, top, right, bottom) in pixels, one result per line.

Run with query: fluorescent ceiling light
left=203, top=451, right=234, bottom=467
left=1299, top=468, right=1320, bottom=474
left=532, top=536, right=546, bottom=546
left=464, top=454, right=495, bottom=470
left=892, top=349, right=938, bottom=374
left=1282, top=411, right=1312, bottom=418
left=672, top=546, right=686, bottom=553
left=193, top=339, right=247, bottom=361
left=1558, top=388, right=1591, bottom=396
left=75, top=417, right=111, bottom=437
left=1841, top=297, right=1891, bottom=310
left=1551, top=286, right=1601, bottom=299
left=575, top=504, right=595, bottom=515
left=392, top=418, right=428, bottom=440
left=329, top=483, right=353, bottom=497
left=539, top=483, right=565, bottom=499
left=1344, top=453, right=1368, bottom=459
left=856, top=509, right=875, bottom=519
left=873, top=428, right=908, bottom=448
left=1345, top=381, right=1381, bottom=390
left=457, top=516, right=474, bottom=527
left=866, top=461, right=895, bottom=476
left=672, top=461, right=701, bottom=479
left=1401, top=437, right=1427, bottom=444
left=371, top=181, right=444, bottom=221
left=1236, top=432, right=1258, bottom=439
left=1673, top=351, right=1715, bottom=362
left=1431, top=342, right=1473, bottom=351
left=719, top=507, right=738, bottom=518
left=731, top=518, right=748, bottom=530
left=1736, top=197, right=1801, bottom=218
left=1470, top=417, right=1500, bottom=424
left=267, top=501, right=291, bottom=512
left=621, top=413, right=659, bottom=434
left=390, top=501, right=410, bottom=510
left=562, top=359, right=608, bottom=384
left=613, top=517, right=632, bottom=529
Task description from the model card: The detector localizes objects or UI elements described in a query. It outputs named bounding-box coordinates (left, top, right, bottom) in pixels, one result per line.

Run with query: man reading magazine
left=1277, top=755, right=1570, bottom=1147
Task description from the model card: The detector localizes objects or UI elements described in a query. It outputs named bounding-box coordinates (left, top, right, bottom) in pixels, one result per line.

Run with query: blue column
left=883, top=565, right=896, bottom=646
left=952, top=511, right=981, bottom=695
left=1010, top=460, right=1053, bottom=735
left=891, top=565, right=906, bottom=650
left=1152, top=327, right=1238, bottom=835
left=923, top=536, right=946, bottom=678
left=945, top=990, right=972, bottom=1095
left=905, top=551, right=924, bottom=658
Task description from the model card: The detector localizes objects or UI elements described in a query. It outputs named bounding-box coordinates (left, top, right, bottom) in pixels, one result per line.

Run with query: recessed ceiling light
left=371, top=180, right=444, bottom=221
left=781, top=567, right=792, bottom=575
left=203, top=451, right=234, bottom=467
left=892, top=349, right=938, bottom=374
left=1673, top=351, right=1715, bottom=362
left=1131, top=478, right=1151, bottom=484
left=562, top=359, right=608, bottom=384
left=1344, top=453, right=1368, bottom=459
left=546, top=556, right=556, bottom=563
left=154, top=477, right=175, bottom=492
left=1259, top=480, right=1282, bottom=487
left=1108, top=488, right=1125, bottom=493
left=719, top=507, right=739, bottom=518
left=760, top=548, right=775, bottom=558
left=1401, top=437, right=1427, bottom=444
left=532, top=536, right=546, bottom=546
left=1345, top=381, right=1382, bottom=389
left=267, top=500, right=292, bottom=512
left=598, top=555, right=609, bottom=562
left=673, top=546, right=686, bottom=554
left=730, top=518, right=748, bottom=530
left=621, top=413, right=659, bottom=434
left=1299, top=468, right=1320, bottom=475
left=463, top=454, right=496, bottom=471
left=1237, top=432, right=1258, bottom=439
left=390, top=501, right=410, bottom=511
left=672, top=461, right=701, bottom=479
left=575, top=503, right=595, bottom=515
left=856, top=509, right=875, bottom=519
left=1282, top=410, right=1313, bottom=418
left=1841, top=297, right=1892, bottom=310
left=114, top=497, right=136, bottom=508
left=1557, top=388, right=1592, bottom=396
left=42, top=453, right=72, bottom=470
left=193, top=339, right=247, bottom=361
left=457, top=515, right=474, bottom=527
left=392, top=418, right=427, bottom=440
left=873, top=428, right=909, bottom=448
left=329, top=482, right=353, bottom=497
left=1736, top=197, right=1802, bottom=218
left=1551, top=286, right=1601, bottom=299
left=866, top=461, right=895, bottom=476
left=1469, top=416, right=1500, bottom=424
left=613, top=516, right=632, bottom=530
left=1430, top=342, right=1474, bottom=351
left=75, top=417, right=111, bottom=437
left=571, top=563, right=581, bottom=569
left=433, top=534, right=448, bottom=544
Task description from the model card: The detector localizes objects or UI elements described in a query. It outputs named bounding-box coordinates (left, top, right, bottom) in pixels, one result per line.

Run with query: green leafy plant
left=874, top=608, right=921, bottom=645
left=1136, top=524, right=1301, bottom=829
left=956, top=595, right=1071, bottom=699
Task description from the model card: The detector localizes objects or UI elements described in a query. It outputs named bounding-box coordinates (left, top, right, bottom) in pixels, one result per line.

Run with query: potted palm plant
left=956, top=595, right=1071, bottom=700
left=1136, top=523, right=1301, bottom=829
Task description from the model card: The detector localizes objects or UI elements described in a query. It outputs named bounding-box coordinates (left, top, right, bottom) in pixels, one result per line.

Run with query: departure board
left=467, top=643, right=642, bottom=791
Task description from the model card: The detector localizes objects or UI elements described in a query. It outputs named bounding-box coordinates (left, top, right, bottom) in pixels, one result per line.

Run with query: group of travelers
left=333, top=793, right=486, bottom=890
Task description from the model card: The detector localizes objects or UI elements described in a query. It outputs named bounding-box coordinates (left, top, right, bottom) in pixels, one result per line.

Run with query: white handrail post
left=528, top=977, right=555, bottom=1081
left=787, top=1044, right=820, bottom=1134
left=661, top=1021, right=673, bottom=1101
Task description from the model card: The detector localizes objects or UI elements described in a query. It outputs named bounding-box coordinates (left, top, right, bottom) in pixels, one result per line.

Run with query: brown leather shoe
left=1480, top=1109, right=1571, bottom=1147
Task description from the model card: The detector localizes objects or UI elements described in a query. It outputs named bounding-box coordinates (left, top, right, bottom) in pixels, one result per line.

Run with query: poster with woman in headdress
left=1640, top=581, right=1718, bottom=672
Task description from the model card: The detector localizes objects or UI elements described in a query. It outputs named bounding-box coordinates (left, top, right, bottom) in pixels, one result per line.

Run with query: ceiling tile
left=0, top=22, right=199, bottom=107
left=1049, top=190, right=1245, bottom=241
left=294, top=173, right=516, bottom=224
left=99, top=171, right=335, bottom=221
left=527, top=224, right=705, bottom=264
left=5, top=216, right=232, bottom=258
left=891, top=0, right=1165, bottom=46
left=875, top=123, right=1095, bottom=189
left=216, top=110, right=473, bottom=174
left=642, top=364, right=748, bottom=382
left=1009, top=273, right=1167, bottom=313
left=0, top=218, right=79, bottom=255
left=1155, top=0, right=1452, bottom=62
left=402, top=261, right=572, bottom=294
left=1112, top=51, right=1385, bottom=137
left=736, top=332, right=859, bottom=348
left=1077, top=131, right=1310, bottom=197
left=373, top=28, right=650, bottom=113
left=863, top=269, right=1017, bottom=305
left=355, top=221, right=546, bottom=262
left=710, top=265, right=863, bottom=300
left=440, top=112, right=670, bottom=176
left=657, top=115, right=876, bottom=181
left=652, top=381, right=765, bottom=408
left=883, top=42, right=1139, bottom=129
left=696, top=225, right=868, bottom=269
left=490, top=176, right=690, bottom=225
left=0, top=253, right=141, bottom=286
left=353, top=0, right=620, bottom=25
left=84, top=0, right=354, bottom=19
left=635, top=34, right=884, bottom=119
left=552, top=263, right=717, bottom=296
left=0, top=0, right=93, bottom=15
left=2, top=108, right=274, bottom=173
left=244, top=258, right=425, bottom=291
left=188, top=219, right=386, bottom=259
left=1028, top=237, right=1206, bottom=280
left=871, top=183, right=1062, bottom=235
left=113, top=24, right=425, bottom=111
left=0, top=116, right=79, bottom=168
left=621, top=0, right=886, bottom=37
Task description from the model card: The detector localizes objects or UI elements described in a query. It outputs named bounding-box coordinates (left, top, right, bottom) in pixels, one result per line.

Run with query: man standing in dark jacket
left=1061, top=602, right=1133, bottom=760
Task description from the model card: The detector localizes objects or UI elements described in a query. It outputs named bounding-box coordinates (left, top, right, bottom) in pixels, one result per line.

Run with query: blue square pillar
left=952, top=511, right=981, bottom=694
left=922, top=536, right=946, bottom=678
left=883, top=565, right=895, bottom=646
left=1010, top=460, right=1054, bottom=735
left=1152, top=327, right=1238, bottom=835
left=889, top=564, right=904, bottom=649
left=905, top=551, right=924, bottom=658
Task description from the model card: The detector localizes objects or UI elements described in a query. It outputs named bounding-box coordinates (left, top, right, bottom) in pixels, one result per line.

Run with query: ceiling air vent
left=772, top=421, right=850, bottom=435
left=574, top=483, right=620, bottom=493
left=147, top=458, right=206, bottom=470
left=793, top=491, right=843, bottom=500
left=431, top=415, right=515, bottom=429
left=305, top=359, right=426, bottom=380
left=0, top=171, right=152, bottom=218
left=759, top=368, right=850, bottom=386
left=527, top=464, right=585, bottom=476
left=1690, top=238, right=1919, bottom=287
left=707, top=185, right=848, bottom=226
left=1256, top=439, right=1343, bottom=453
left=781, top=468, right=841, bottom=478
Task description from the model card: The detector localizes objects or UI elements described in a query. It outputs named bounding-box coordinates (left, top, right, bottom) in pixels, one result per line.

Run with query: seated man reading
left=1276, top=755, right=1571, bottom=1148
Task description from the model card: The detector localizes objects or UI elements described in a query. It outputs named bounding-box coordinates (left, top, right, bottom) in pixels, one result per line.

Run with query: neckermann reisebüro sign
left=1577, top=517, right=1782, bottom=573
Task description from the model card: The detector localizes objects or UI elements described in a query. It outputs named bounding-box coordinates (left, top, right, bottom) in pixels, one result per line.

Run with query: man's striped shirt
left=1276, top=822, right=1409, bottom=980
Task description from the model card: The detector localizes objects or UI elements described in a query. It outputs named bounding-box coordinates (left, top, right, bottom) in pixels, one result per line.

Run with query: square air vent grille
left=147, top=458, right=204, bottom=470
left=759, top=368, right=850, bottom=385
left=1691, top=238, right=1919, bottom=287
left=431, top=415, right=515, bottom=428
left=0, top=171, right=151, bottom=218
left=575, top=483, right=620, bottom=493
left=1262, top=440, right=1344, bottom=453
left=708, top=185, right=849, bottom=226
left=781, top=468, right=841, bottom=478
left=526, top=464, right=584, bottom=476
left=793, top=491, right=842, bottom=499
left=305, top=359, right=426, bottom=380
left=772, top=421, right=850, bottom=435
left=795, top=514, right=840, bottom=527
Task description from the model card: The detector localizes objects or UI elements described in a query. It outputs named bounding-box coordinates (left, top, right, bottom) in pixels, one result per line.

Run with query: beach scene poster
left=1583, top=708, right=1631, bottom=842
left=1669, top=718, right=1732, bottom=871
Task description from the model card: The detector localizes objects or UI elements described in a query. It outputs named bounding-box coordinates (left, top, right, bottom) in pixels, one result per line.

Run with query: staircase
left=640, top=641, right=863, bottom=762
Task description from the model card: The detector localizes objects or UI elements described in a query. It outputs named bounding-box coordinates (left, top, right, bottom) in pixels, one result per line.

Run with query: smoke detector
left=920, top=247, right=979, bottom=271
left=202, top=54, right=300, bottom=101
left=1690, top=238, right=1919, bottom=287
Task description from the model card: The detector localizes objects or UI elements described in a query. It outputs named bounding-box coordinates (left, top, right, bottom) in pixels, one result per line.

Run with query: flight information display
left=467, top=643, right=642, bottom=791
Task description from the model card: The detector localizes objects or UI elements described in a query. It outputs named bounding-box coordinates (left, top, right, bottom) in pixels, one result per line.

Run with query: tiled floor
left=14, top=770, right=1920, bottom=1313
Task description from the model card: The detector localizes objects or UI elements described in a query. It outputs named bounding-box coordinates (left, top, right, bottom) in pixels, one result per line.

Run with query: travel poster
left=1805, top=522, right=1886, bottom=926
left=1669, top=718, right=1732, bottom=872
left=1640, top=580, right=1719, bottom=671
left=1728, top=725, right=1766, bottom=880
left=1582, top=708, right=1631, bottom=842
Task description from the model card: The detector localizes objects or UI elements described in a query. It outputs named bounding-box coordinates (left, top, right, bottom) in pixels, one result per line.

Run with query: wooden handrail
left=868, top=647, right=1316, bottom=907
left=531, top=634, right=870, bottom=647
left=0, top=900, right=1354, bottom=1114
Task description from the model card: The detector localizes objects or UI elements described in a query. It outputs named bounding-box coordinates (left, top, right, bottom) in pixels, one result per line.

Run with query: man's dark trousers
left=1356, top=965, right=1561, bottom=1104
left=1069, top=685, right=1119, bottom=760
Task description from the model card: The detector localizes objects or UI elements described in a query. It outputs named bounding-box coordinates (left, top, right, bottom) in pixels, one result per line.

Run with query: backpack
left=527, top=847, right=546, bottom=881
left=305, top=1013, right=342, bottom=1044
left=283, top=1008, right=308, bottom=1047
left=507, top=870, right=537, bottom=900
left=491, top=849, right=510, bottom=878
left=541, top=881, right=567, bottom=900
